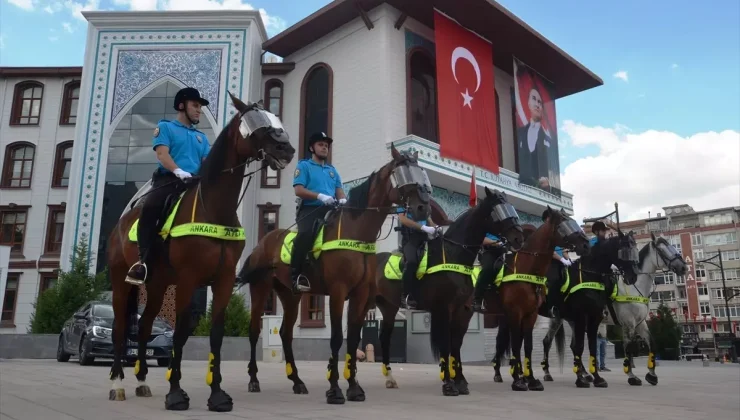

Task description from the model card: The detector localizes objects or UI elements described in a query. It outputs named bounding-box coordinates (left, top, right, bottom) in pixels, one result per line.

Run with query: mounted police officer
left=125, top=87, right=211, bottom=285
left=471, top=233, right=507, bottom=311
left=542, top=208, right=575, bottom=317
left=590, top=220, right=615, bottom=247
left=396, top=208, right=440, bottom=310
left=291, top=132, right=346, bottom=294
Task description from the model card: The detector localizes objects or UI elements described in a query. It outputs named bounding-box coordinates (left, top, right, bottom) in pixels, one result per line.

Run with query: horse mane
left=199, top=115, right=238, bottom=186
left=345, top=171, right=377, bottom=217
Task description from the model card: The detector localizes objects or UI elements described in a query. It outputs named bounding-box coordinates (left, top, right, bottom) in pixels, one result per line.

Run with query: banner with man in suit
left=513, top=57, right=561, bottom=197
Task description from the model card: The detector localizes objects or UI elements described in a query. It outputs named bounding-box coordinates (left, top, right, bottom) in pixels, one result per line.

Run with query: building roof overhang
left=0, top=67, right=83, bottom=78
left=262, top=0, right=602, bottom=99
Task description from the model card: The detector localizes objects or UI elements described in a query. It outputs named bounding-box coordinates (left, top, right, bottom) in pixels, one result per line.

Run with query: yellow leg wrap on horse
left=623, top=358, right=630, bottom=374
left=573, top=356, right=580, bottom=374
left=165, top=368, right=172, bottom=381
left=381, top=364, right=389, bottom=377
left=134, top=360, right=140, bottom=375
left=439, top=358, right=447, bottom=381
left=509, top=357, right=516, bottom=376
left=326, top=356, right=333, bottom=381
left=647, top=352, right=655, bottom=369
left=205, top=353, right=215, bottom=386
left=343, top=354, right=352, bottom=380
left=589, top=356, right=597, bottom=374
left=449, top=356, right=456, bottom=379
left=523, top=357, right=531, bottom=377
left=286, top=362, right=293, bottom=377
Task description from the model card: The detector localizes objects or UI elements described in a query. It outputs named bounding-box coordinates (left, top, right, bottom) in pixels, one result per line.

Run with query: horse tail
left=429, top=305, right=448, bottom=361
left=235, top=255, right=254, bottom=287
left=554, top=319, right=565, bottom=373
left=496, top=319, right=511, bottom=359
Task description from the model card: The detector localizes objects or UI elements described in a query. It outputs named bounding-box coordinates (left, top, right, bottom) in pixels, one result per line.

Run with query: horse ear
left=228, top=91, right=250, bottom=114
left=390, top=143, right=400, bottom=160
left=651, top=231, right=656, bottom=242
left=485, top=186, right=493, bottom=197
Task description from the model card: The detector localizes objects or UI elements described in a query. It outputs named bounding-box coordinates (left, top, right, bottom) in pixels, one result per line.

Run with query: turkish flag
left=469, top=168, right=477, bottom=207
left=433, top=10, right=500, bottom=174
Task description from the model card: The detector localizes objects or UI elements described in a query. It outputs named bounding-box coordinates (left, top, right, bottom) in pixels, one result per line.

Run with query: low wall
left=0, top=334, right=346, bottom=361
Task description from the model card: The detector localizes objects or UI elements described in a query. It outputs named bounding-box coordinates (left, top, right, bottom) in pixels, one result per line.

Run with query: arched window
left=300, top=63, right=333, bottom=160
left=10, top=81, right=44, bottom=126
left=2, top=142, right=35, bottom=188
left=60, top=81, right=80, bottom=125
left=407, top=49, right=438, bottom=143
left=52, top=141, right=74, bottom=187
left=264, top=79, right=283, bottom=118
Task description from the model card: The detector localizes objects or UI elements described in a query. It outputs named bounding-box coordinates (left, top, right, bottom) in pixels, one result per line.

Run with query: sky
left=1, top=0, right=739, bottom=222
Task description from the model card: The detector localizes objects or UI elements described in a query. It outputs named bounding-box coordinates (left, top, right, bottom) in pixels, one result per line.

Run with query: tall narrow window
left=52, top=141, right=73, bottom=187
left=407, top=49, right=438, bottom=143
left=1, top=273, right=20, bottom=326
left=2, top=143, right=35, bottom=188
left=264, top=79, right=283, bottom=118
left=300, top=64, right=333, bottom=160
left=10, top=81, right=43, bottom=126
left=45, top=206, right=65, bottom=254
left=0, top=207, right=28, bottom=254
left=60, top=81, right=80, bottom=125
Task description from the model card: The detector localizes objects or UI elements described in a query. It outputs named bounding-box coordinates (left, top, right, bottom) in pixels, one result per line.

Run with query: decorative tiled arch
left=72, top=28, right=248, bottom=254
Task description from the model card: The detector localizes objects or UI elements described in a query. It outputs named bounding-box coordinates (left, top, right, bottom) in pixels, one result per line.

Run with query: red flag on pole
left=433, top=10, right=500, bottom=175
left=469, top=167, right=477, bottom=207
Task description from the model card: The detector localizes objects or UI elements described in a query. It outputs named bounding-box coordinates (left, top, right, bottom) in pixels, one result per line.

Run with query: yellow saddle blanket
left=279, top=226, right=377, bottom=265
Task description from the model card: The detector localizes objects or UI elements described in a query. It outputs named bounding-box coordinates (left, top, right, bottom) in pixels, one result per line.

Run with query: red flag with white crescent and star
left=433, top=10, right=500, bottom=175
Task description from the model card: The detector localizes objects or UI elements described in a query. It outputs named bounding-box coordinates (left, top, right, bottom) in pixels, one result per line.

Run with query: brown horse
left=374, top=187, right=524, bottom=396
left=235, top=144, right=431, bottom=404
left=483, top=207, right=590, bottom=391
left=106, top=93, right=295, bottom=412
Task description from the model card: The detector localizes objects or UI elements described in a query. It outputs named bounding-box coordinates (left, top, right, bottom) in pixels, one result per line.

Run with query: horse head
left=385, top=143, right=432, bottom=221
left=228, top=92, right=295, bottom=171
left=650, top=232, right=689, bottom=277
left=546, top=206, right=591, bottom=256
left=478, top=187, right=524, bottom=250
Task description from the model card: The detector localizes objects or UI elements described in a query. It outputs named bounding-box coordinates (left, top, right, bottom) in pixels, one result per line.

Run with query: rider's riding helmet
left=308, top=132, right=333, bottom=148
left=591, top=221, right=607, bottom=234
left=173, top=87, right=209, bottom=111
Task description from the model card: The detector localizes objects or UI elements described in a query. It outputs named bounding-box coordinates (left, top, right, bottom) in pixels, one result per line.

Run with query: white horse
left=539, top=233, right=687, bottom=386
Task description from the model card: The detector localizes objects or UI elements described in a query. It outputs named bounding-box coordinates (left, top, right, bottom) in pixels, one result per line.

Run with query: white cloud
left=62, top=21, right=74, bottom=32
left=0, top=34, right=5, bottom=49
left=613, top=70, right=629, bottom=82
left=671, top=63, right=679, bottom=69
left=560, top=121, right=740, bottom=224
left=49, top=35, right=59, bottom=42
left=7, top=0, right=35, bottom=11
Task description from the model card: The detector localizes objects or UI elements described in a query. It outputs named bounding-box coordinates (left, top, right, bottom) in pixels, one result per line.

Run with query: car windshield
left=93, top=304, right=114, bottom=318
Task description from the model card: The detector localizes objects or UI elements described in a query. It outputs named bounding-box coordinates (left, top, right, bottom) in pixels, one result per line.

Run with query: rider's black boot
left=399, top=265, right=418, bottom=310
left=290, top=233, right=312, bottom=294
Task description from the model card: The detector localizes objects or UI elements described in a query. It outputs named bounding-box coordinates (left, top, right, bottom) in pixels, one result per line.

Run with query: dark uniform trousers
left=474, top=246, right=506, bottom=299
left=136, top=170, right=184, bottom=262
left=401, top=230, right=428, bottom=297
left=542, top=261, right=567, bottom=317
left=291, top=205, right=332, bottom=275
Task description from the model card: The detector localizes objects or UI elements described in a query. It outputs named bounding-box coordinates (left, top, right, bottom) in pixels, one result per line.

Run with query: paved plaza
left=0, top=358, right=738, bottom=420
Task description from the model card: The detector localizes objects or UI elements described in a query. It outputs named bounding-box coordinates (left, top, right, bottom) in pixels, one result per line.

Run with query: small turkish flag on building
left=469, top=167, right=477, bottom=207
left=433, top=10, right=500, bottom=175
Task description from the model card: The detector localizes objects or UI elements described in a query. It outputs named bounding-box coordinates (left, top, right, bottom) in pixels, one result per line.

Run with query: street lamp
left=698, top=251, right=738, bottom=363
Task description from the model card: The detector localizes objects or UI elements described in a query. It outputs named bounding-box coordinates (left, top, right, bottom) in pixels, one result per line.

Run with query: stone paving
left=0, top=358, right=738, bottom=420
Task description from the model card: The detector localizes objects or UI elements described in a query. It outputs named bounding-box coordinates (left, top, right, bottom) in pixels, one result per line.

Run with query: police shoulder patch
left=294, top=168, right=300, bottom=178
left=153, top=127, right=160, bottom=137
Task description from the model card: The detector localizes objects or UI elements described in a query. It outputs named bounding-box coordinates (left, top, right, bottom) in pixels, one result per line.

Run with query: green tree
left=28, top=234, right=108, bottom=334
left=647, top=302, right=682, bottom=360
left=193, top=292, right=251, bottom=337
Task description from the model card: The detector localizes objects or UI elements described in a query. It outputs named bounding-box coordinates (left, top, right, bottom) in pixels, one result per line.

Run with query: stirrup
left=472, top=298, right=485, bottom=312
left=292, top=274, right=311, bottom=293
left=125, top=262, right=147, bottom=285
left=401, top=295, right=417, bottom=310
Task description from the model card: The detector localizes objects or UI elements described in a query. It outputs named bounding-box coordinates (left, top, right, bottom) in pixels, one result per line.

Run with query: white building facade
left=1, top=1, right=601, bottom=341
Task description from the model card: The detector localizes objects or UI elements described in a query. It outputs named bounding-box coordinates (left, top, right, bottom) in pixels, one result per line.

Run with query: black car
left=56, top=300, right=174, bottom=366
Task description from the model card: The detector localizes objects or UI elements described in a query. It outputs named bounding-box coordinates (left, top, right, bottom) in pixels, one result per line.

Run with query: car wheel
left=157, top=358, right=170, bottom=367
left=78, top=335, right=95, bottom=366
left=56, top=335, right=71, bottom=362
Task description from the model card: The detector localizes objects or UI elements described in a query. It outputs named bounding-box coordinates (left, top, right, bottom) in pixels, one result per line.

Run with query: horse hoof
left=628, top=377, right=642, bottom=386
left=442, top=380, right=459, bottom=396
left=645, top=372, right=658, bottom=386
left=135, top=385, right=152, bottom=397
left=528, top=379, right=544, bottom=391
left=347, top=383, right=366, bottom=402
left=511, top=379, right=528, bottom=392
left=455, top=378, right=470, bottom=395
left=593, top=377, right=608, bottom=388
left=326, top=386, right=346, bottom=405
left=108, top=389, right=126, bottom=401
left=583, top=374, right=594, bottom=382
left=248, top=381, right=261, bottom=393
left=493, top=374, right=503, bottom=383
left=293, top=383, right=309, bottom=394
left=575, top=377, right=590, bottom=388
left=165, top=389, right=190, bottom=411
left=543, top=374, right=554, bottom=382
left=385, top=378, right=399, bottom=389
left=207, top=390, right=233, bottom=412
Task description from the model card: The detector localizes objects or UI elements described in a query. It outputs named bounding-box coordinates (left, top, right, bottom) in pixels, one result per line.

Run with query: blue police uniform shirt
left=293, top=158, right=343, bottom=206
left=395, top=207, right=426, bottom=226
left=152, top=119, right=210, bottom=175
left=554, top=246, right=564, bottom=257
left=589, top=236, right=599, bottom=247
left=485, top=233, right=500, bottom=241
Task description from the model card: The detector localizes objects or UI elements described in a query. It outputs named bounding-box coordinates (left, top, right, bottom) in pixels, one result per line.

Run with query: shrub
left=28, top=234, right=108, bottom=334
left=647, top=302, right=682, bottom=360
left=193, top=292, right=251, bottom=337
